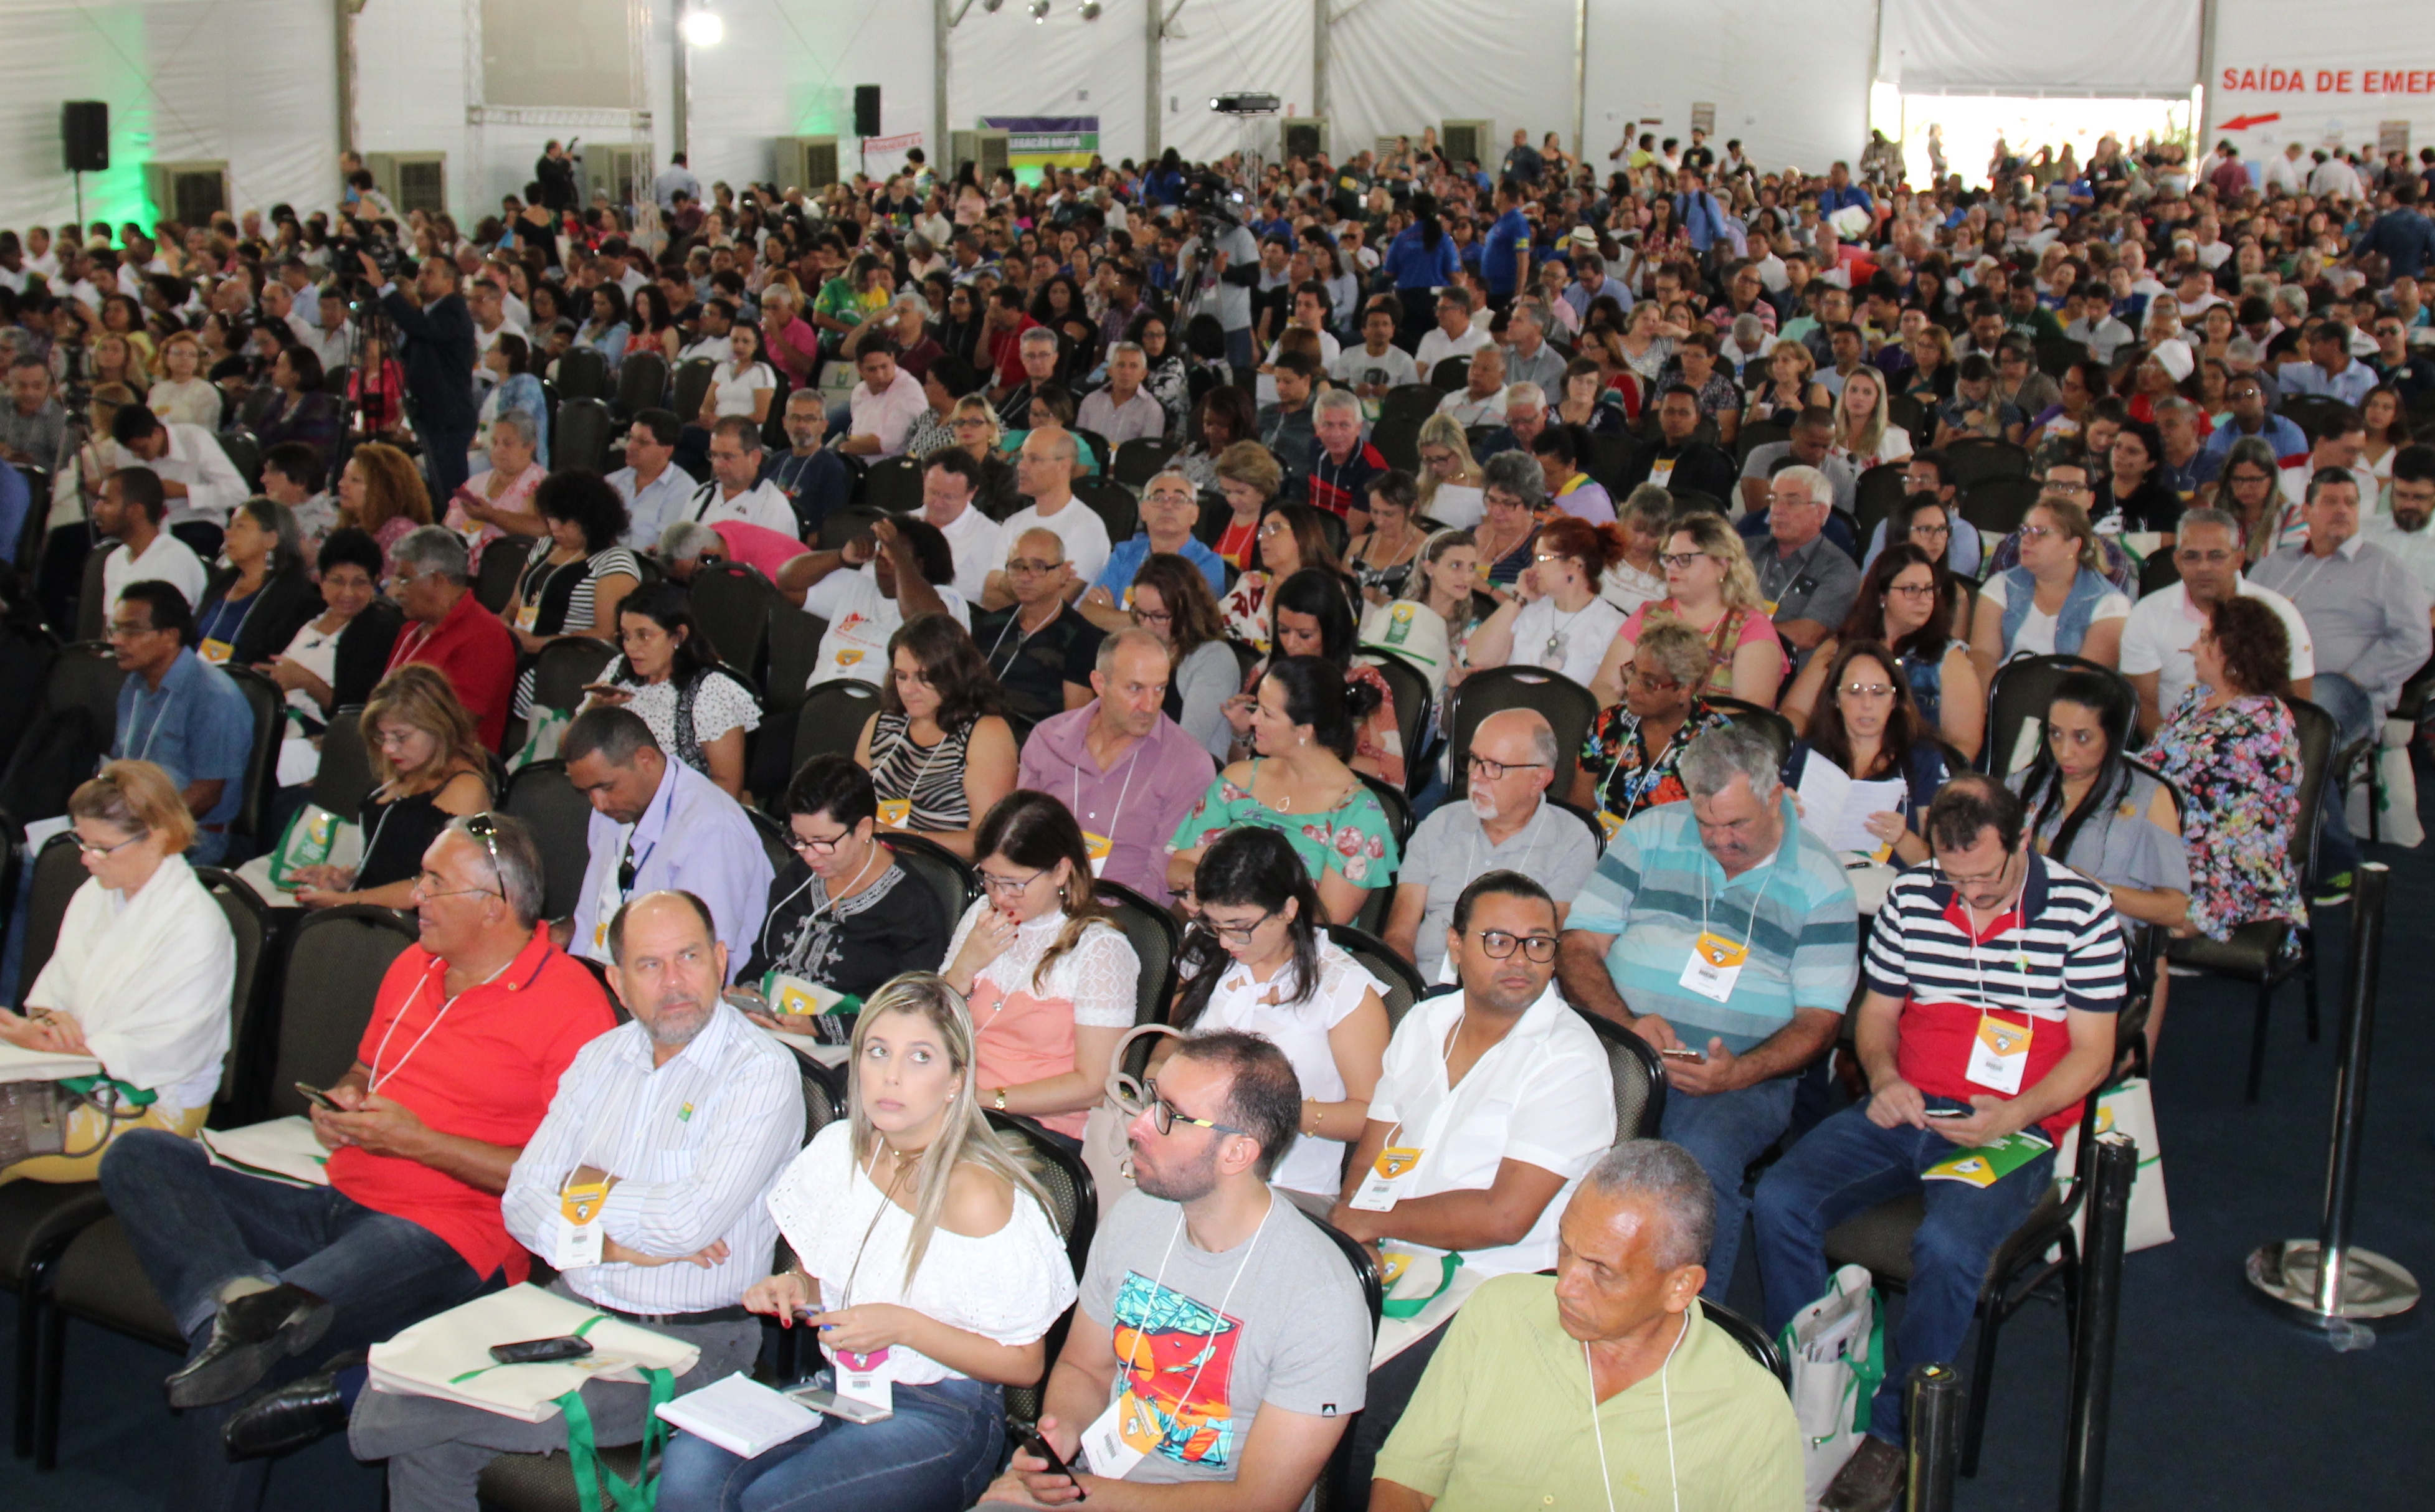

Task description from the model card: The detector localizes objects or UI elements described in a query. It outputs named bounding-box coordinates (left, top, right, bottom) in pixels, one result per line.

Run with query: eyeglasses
left=1133, top=1079, right=1248, bottom=1138
left=1658, top=551, right=1706, bottom=570
left=1908, top=521, right=1952, bottom=539
left=1471, top=928, right=1559, bottom=963
left=1466, top=754, right=1549, bottom=780
left=980, top=866, right=1046, bottom=897
left=2017, top=524, right=2058, bottom=541
left=1842, top=681, right=1896, bottom=699
left=2175, top=547, right=2236, bottom=566
left=74, top=830, right=147, bottom=859
left=1134, top=608, right=1173, bottom=626
left=1885, top=580, right=1939, bottom=599
left=789, top=825, right=851, bottom=856
left=1199, top=909, right=1276, bottom=945
left=2038, top=481, right=2089, bottom=497
left=1004, top=558, right=1063, bottom=577
left=452, top=813, right=510, bottom=899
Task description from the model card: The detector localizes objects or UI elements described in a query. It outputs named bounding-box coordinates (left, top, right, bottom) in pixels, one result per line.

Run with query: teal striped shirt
left=1568, top=793, right=1859, bottom=1051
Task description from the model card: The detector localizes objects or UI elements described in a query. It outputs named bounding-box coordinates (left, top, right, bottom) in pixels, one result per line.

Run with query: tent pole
left=1312, top=0, right=1330, bottom=135
left=333, top=0, right=358, bottom=159
left=1145, top=0, right=1162, bottom=158
left=936, top=0, right=952, bottom=171
left=1572, top=0, right=1586, bottom=161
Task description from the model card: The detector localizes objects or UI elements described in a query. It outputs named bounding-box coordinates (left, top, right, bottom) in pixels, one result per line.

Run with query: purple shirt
left=1017, top=704, right=1215, bottom=900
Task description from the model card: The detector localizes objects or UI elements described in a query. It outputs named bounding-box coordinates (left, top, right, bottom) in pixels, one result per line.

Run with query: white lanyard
left=1073, top=739, right=1141, bottom=841
left=130, top=684, right=178, bottom=763
left=1585, top=1311, right=1687, bottom=1512
left=1132, top=1198, right=1273, bottom=1412
left=366, top=953, right=514, bottom=1094
left=1697, top=859, right=1772, bottom=947
left=1380, top=1008, right=1475, bottom=1155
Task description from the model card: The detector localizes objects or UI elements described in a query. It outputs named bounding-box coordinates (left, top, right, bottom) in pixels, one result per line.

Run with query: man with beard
left=2365, top=445, right=2435, bottom=613
left=1326, top=869, right=1616, bottom=1497
left=1382, top=710, right=1597, bottom=983
left=231, top=892, right=802, bottom=1506
left=978, top=1031, right=1370, bottom=1510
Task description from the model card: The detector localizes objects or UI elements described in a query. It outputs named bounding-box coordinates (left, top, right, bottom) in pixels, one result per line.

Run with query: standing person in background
left=364, top=251, right=478, bottom=500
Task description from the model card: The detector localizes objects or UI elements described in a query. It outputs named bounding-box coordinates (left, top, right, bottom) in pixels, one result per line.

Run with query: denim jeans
left=422, top=424, right=476, bottom=501
left=99, top=1129, right=495, bottom=1512
left=2310, top=671, right=2375, bottom=879
left=1750, top=1103, right=2055, bottom=1446
left=660, top=1374, right=1005, bottom=1512
left=1660, top=1074, right=1800, bottom=1298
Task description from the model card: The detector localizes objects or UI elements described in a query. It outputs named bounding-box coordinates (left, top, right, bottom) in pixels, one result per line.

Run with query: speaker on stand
left=62, top=101, right=108, bottom=228
left=854, top=85, right=881, bottom=175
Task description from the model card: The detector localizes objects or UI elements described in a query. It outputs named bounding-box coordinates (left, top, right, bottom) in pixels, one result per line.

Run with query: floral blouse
left=1168, top=761, right=1400, bottom=891
left=2147, top=689, right=2306, bottom=942
left=1578, top=698, right=1734, bottom=831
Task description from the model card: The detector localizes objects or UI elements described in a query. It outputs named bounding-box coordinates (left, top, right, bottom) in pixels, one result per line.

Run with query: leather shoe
left=165, top=1283, right=335, bottom=1409
left=1821, top=1435, right=1906, bottom=1512
left=222, top=1351, right=363, bottom=1460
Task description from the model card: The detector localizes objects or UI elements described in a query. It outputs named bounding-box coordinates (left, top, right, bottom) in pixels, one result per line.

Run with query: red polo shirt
left=386, top=587, right=519, bottom=750
left=328, top=925, right=615, bottom=1284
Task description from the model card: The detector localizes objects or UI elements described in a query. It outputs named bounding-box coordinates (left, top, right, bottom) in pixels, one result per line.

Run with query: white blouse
left=710, top=360, right=777, bottom=418
left=27, top=854, right=234, bottom=1113
left=1183, top=938, right=1382, bottom=1196
left=1423, top=483, right=1485, bottom=531
left=1509, top=595, right=1628, bottom=689
left=596, top=656, right=762, bottom=754
left=766, top=1122, right=1076, bottom=1386
left=276, top=617, right=346, bottom=719
left=942, top=902, right=1139, bottom=1031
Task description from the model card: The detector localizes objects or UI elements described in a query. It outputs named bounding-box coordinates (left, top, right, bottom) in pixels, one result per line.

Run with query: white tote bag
left=1777, top=1263, right=1885, bottom=1509
left=2055, top=1077, right=2174, bottom=1252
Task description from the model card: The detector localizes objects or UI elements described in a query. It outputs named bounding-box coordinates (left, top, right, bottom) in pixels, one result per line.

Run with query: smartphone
left=1658, top=1047, right=1706, bottom=1061
left=488, top=1335, right=594, bottom=1366
left=785, top=1385, right=894, bottom=1424
left=1925, top=1107, right=1970, bottom=1119
left=1020, top=1430, right=1087, bottom=1499
left=294, top=1082, right=341, bottom=1112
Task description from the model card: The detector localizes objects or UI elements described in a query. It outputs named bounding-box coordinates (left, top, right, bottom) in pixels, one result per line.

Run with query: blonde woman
left=1588, top=510, right=1786, bottom=708
left=1414, top=412, right=1486, bottom=528
left=290, top=664, right=492, bottom=909
left=1745, top=341, right=1828, bottom=425
left=1969, top=496, right=2130, bottom=680
left=0, top=762, right=233, bottom=1183
left=1830, top=366, right=1914, bottom=469
left=146, top=331, right=222, bottom=430
left=662, top=973, right=1075, bottom=1512
left=949, top=394, right=1022, bottom=519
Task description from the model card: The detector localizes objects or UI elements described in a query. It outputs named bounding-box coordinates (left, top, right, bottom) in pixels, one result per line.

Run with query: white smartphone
left=785, top=1385, right=893, bottom=1424
left=1925, top=1107, right=1970, bottom=1119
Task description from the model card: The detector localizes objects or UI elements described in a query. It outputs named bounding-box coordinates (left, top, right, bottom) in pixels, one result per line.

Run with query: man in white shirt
left=994, top=427, right=1111, bottom=599
left=2264, top=143, right=2309, bottom=197
left=111, top=405, right=247, bottom=527
left=607, top=410, right=695, bottom=550
left=1075, top=343, right=1167, bottom=444
left=2120, top=508, right=2316, bottom=735
left=681, top=417, right=798, bottom=535
left=2368, top=447, right=2435, bottom=603
left=1415, top=287, right=1494, bottom=376
left=1256, top=283, right=1342, bottom=406
left=2277, top=407, right=2378, bottom=522
left=781, top=515, right=969, bottom=687
left=1435, top=346, right=1509, bottom=427
left=1329, top=869, right=1615, bottom=1496
left=1499, top=300, right=1567, bottom=394
left=466, top=279, right=526, bottom=381
left=837, top=339, right=926, bottom=458
left=95, top=466, right=209, bottom=612
left=1333, top=298, right=1421, bottom=397
left=323, top=892, right=801, bottom=1501
left=921, top=448, right=1004, bottom=602
left=675, top=298, right=736, bottom=365
left=2308, top=149, right=2363, bottom=202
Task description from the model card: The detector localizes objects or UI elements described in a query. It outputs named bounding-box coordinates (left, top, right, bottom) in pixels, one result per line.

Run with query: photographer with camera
left=1177, top=176, right=1263, bottom=389
left=360, top=249, right=478, bottom=500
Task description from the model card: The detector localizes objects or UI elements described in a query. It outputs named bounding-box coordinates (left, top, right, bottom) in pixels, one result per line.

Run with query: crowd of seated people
left=3, top=113, right=2434, bottom=1512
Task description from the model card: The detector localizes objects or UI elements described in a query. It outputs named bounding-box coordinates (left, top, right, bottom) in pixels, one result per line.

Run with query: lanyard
left=1602, top=719, right=1684, bottom=825
left=1073, top=735, right=1142, bottom=842
left=839, top=1143, right=923, bottom=1307
left=204, top=584, right=265, bottom=650
left=366, top=953, right=515, bottom=1094
left=1585, top=1312, right=1687, bottom=1512
left=1129, top=1198, right=1274, bottom=1410
left=1697, top=854, right=1772, bottom=947
left=130, top=683, right=178, bottom=763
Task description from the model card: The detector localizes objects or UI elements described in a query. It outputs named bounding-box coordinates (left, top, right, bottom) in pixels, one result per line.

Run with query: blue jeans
left=659, top=1374, right=1006, bottom=1512
left=99, top=1129, right=495, bottom=1512
left=1750, top=1103, right=2055, bottom=1447
left=1660, top=1074, right=1798, bottom=1298
left=2310, top=671, right=2375, bottom=878
left=1224, top=324, right=1255, bottom=384
left=422, top=423, right=475, bottom=501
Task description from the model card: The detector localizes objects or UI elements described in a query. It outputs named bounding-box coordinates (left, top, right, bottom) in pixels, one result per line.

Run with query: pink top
left=713, top=520, right=805, bottom=577
left=1620, top=598, right=1786, bottom=697
left=445, top=463, right=543, bottom=569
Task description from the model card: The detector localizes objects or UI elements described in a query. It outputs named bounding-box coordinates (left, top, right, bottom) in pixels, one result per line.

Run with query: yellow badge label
left=1692, top=931, right=1749, bottom=970
left=559, top=1181, right=609, bottom=1226
left=1978, top=1019, right=2031, bottom=1057
left=1374, top=1146, right=1422, bottom=1180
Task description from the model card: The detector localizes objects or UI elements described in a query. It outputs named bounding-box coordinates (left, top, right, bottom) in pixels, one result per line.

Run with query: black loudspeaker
left=853, top=85, right=881, bottom=139
left=62, top=101, right=108, bottom=173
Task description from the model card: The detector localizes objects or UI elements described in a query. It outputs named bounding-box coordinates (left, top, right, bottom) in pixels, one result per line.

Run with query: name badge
left=833, top=1346, right=894, bottom=1414
left=1648, top=458, right=1677, bottom=486
left=1596, top=810, right=1626, bottom=843
left=1965, top=1013, right=2031, bottom=1096
left=198, top=638, right=235, bottom=664
left=516, top=602, right=541, bottom=631
left=1080, top=1390, right=1156, bottom=1481
left=553, top=1177, right=612, bottom=1269
left=1678, top=930, right=1748, bottom=1004
left=875, top=797, right=911, bottom=828
left=1081, top=830, right=1113, bottom=877
left=1349, top=1144, right=1422, bottom=1212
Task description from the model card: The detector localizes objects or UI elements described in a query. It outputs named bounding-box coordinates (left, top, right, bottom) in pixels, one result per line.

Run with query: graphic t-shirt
left=1081, top=1191, right=1372, bottom=1490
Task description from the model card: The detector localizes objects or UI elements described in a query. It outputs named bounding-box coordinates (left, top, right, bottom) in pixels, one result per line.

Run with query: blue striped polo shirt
left=1569, top=793, right=1861, bottom=1051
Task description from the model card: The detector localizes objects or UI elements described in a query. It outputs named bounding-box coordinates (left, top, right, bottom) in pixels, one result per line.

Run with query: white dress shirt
left=2119, top=577, right=2315, bottom=715
left=934, top=503, right=1005, bottom=602
left=501, top=1003, right=804, bottom=1316
left=101, top=531, right=210, bottom=613
left=153, top=423, right=250, bottom=525
left=611, top=463, right=698, bottom=549
left=685, top=477, right=798, bottom=536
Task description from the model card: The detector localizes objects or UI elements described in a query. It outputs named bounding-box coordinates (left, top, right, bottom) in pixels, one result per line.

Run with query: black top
left=2092, top=478, right=2183, bottom=536
left=1620, top=439, right=1740, bottom=504
left=743, top=858, right=952, bottom=1000
left=331, top=600, right=407, bottom=713
left=972, top=602, right=1104, bottom=726
left=378, top=288, right=478, bottom=431
left=196, top=565, right=323, bottom=669
left=356, top=779, right=475, bottom=893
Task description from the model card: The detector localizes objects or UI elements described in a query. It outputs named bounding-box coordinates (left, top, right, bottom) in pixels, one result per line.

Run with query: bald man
left=995, top=428, right=1111, bottom=600
left=971, top=526, right=1107, bottom=725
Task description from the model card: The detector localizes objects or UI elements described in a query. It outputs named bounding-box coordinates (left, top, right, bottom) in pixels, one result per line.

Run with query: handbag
left=511, top=706, right=576, bottom=772
left=562, top=1367, right=676, bottom=1512
left=1080, top=1023, right=1188, bottom=1203
left=2055, top=1077, right=2174, bottom=1252
left=1777, top=1263, right=1885, bottom=1508
left=0, top=1075, right=154, bottom=1168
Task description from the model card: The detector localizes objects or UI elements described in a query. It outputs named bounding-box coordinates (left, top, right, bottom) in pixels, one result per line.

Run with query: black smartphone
left=294, top=1082, right=341, bottom=1112
left=1020, top=1430, right=1086, bottom=1500
left=488, top=1335, right=595, bottom=1366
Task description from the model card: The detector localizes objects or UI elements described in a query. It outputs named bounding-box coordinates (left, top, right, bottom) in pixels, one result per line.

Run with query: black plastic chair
left=1705, top=1298, right=1790, bottom=1389
left=42, top=639, right=129, bottom=751
left=685, top=561, right=780, bottom=686
left=860, top=454, right=925, bottom=512
left=1577, top=1007, right=1668, bottom=1141
left=502, top=760, right=598, bottom=920
left=214, top=427, right=263, bottom=490
left=1111, top=438, right=1180, bottom=488
left=1853, top=463, right=1908, bottom=542
left=474, top=539, right=528, bottom=613
left=1445, top=664, right=1600, bottom=799
left=1959, top=475, right=2040, bottom=539
left=792, top=679, right=883, bottom=768
left=817, top=504, right=893, bottom=553
left=554, top=346, right=610, bottom=402
left=1071, top=476, right=1139, bottom=544
left=670, top=357, right=718, bottom=425
left=882, top=831, right=982, bottom=923
left=1326, top=924, right=1426, bottom=1037
left=1944, top=438, right=2029, bottom=491
left=1094, top=878, right=1182, bottom=1032
left=1430, top=356, right=1471, bottom=391
left=1980, top=654, right=2129, bottom=776
left=554, top=397, right=615, bottom=474
left=1370, top=413, right=1424, bottom=474
left=990, top=1110, right=1098, bottom=1431
left=13, top=831, right=88, bottom=993
left=1308, top=1209, right=1387, bottom=1509
left=307, top=705, right=378, bottom=821
left=224, top=665, right=285, bottom=845
left=1707, top=695, right=1795, bottom=768
left=1379, top=384, right=1444, bottom=428
left=613, top=350, right=669, bottom=422
left=1547, top=796, right=1608, bottom=854
left=1362, top=650, right=1433, bottom=796
left=528, top=637, right=618, bottom=714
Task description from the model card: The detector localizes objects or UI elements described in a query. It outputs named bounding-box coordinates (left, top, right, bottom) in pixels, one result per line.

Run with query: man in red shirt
left=100, top=813, right=614, bottom=1510
left=382, top=526, right=518, bottom=750
left=984, top=284, right=1045, bottom=395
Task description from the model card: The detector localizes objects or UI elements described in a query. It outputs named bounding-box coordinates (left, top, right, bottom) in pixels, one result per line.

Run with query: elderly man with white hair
left=1436, top=346, right=1510, bottom=428
left=1383, top=708, right=1600, bottom=983
left=1499, top=298, right=1567, bottom=393
left=992, top=324, right=1063, bottom=431
left=1750, top=463, right=1863, bottom=663
left=1473, top=381, right=1549, bottom=460
left=1075, top=341, right=1167, bottom=444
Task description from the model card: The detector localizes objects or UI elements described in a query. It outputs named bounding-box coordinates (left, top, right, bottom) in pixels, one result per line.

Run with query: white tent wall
left=354, top=0, right=477, bottom=212
left=0, top=0, right=337, bottom=232
left=1876, top=0, right=2200, bottom=98
left=2205, top=0, right=2435, bottom=160
left=686, top=0, right=937, bottom=192
left=1326, top=0, right=1576, bottom=168
left=1159, top=0, right=1316, bottom=165
left=947, top=5, right=1147, bottom=166
left=1580, top=0, right=1876, bottom=175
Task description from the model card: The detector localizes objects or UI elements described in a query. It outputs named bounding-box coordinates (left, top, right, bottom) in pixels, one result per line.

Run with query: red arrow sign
left=2221, top=111, right=2282, bottom=132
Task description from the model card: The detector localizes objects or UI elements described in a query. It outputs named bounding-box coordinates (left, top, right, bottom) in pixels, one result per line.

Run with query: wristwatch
left=992, top=1087, right=1009, bottom=1112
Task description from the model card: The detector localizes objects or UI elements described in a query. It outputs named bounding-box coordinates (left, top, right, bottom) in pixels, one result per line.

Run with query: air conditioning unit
left=145, top=161, right=228, bottom=226
left=1281, top=118, right=1327, bottom=161
left=776, top=135, right=840, bottom=193
left=579, top=143, right=650, bottom=208
left=366, top=152, right=448, bottom=217
left=949, top=129, right=1009, bottom=182
left=1440, top=119, right=1494, bottom=171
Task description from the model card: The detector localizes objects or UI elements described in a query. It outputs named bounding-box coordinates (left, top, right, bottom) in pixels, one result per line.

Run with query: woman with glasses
left=1588, top=511, right=1783, bottom=709
left=1472, top=451, right=1548, bottom=589
left=1464, top=514, right=1630, bottom=689
left=260, top=527, right=404, bottom=726
left=1413, top=413, right=1488, bottom=530
left=1220, top=500, right=1341, bottom=647
left=1228, top=568, right=1405, bottom=786
left=1129, top=552, right=1238, bottom=763
left=854, top=613, right=1019, bottom=860
left=1161, top=828, right=1390, bottom=1213
left=582, top=583, right=761, bottom=799
left=1782, top=542, right=1983, bottom=762
left=1171, top=655, right=1400, bottom=926
left=1781, top=640, right=1955, bottom=867
left=290, top=665, right=493, bottom=909
left=1346, top=468, right=1428, bottom=605
left=1744, top=341, right=1829, bottom=427
left=2027, top=359, right=2110, bottom=460
left=1570, top=619, right=1730, bottom=834
left=947, top=395, right=1023, bottom=521
left=0, top=762, right=234, bottom=1184
left=1969, top=496, right=2130, bottom=678
left=660, top=975, right=1075, bottom=1512
left=734, top=756, right=952, bottom=1011
left=941, top=792, right=1140, bottom=1150
left=1195, top=438, right=1281, bottom=578
left=2211, top=436, right=2295, bottom=564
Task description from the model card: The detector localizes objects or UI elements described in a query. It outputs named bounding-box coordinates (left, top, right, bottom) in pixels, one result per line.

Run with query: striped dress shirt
left=502, top=1001, right=804, bottom=1316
